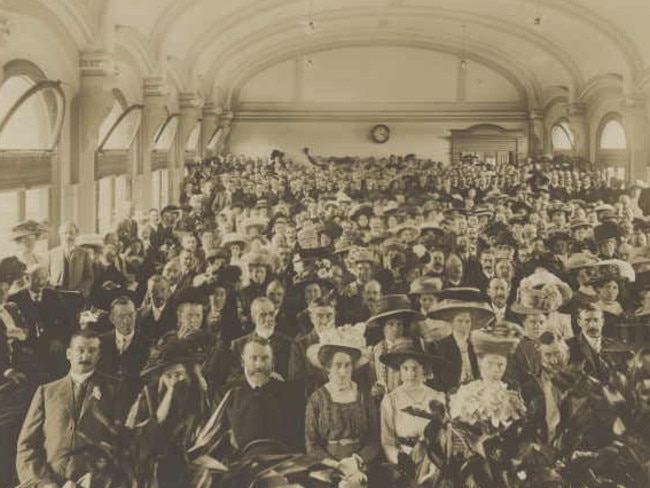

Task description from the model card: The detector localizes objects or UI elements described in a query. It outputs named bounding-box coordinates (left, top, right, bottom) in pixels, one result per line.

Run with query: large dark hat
left=427, top=301, right=495, bottom=328
left=141, top=332, right=209, bottom=377
left=593, top=222, right=622, bottom=243
left=366, top=294, right=424, bottom=328
left=0, top=257, right=26, bottom=284
left=379, top=337, right=442, bottom=370
left=437, top=287, right=488, bottom=303
left=349, top=203, right=374, bottom=221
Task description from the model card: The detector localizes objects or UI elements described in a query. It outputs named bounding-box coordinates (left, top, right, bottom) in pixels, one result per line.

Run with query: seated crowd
left=2, top=152, right=650, bottom=487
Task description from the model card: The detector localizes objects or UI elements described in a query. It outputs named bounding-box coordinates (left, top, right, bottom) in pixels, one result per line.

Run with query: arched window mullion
left=97, top=104, right=144, bottom=151
left=154, top=114, right=180, bottom=147
left=0, top=80, right=65, bottom=151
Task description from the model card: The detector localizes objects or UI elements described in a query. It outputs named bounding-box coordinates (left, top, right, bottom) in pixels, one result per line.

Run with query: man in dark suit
left=98, top=296, right=151, bottom=415
left=566, top=304, right=626, bottom=381
left=230, top=297, right=292, bottom=383
left=115, top=201, right=138, bottom=247
left=10, top=264, right=72, bottom=380
left=139, top=275, right=176, bottom=341
left=16, top=330, right=118, bottom=488
left=150, top=205, right=179, bottom=251
left=48, top=221, right=94, bottom=298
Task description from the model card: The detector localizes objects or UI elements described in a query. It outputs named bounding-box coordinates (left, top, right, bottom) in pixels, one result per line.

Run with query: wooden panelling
left=0, top=151, right=52, bottom=190
left=95, top=150, right=128, bottom=179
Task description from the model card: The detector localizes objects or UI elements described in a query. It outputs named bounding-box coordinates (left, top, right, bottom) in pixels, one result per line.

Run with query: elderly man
left=344, top=279, right=383, bottom=324
left=229, top=297, right=292, bottom=383
left=48, top=221, right=94, bottom=298
left=139, top=275, right=176, bottom=341
left=225, top=336, right=297, bottom=452
left=17, top=330, right=118, bottom=488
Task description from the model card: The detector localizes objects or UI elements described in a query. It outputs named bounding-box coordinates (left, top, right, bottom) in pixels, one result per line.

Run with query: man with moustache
left=139, top=275, right=176, bottom=342
left=344, top=279, right=383, bottom=324
left=486, top=277, right=513, bottom=322
left=567, top=304, right=629, bottom=381
left=426, top=248, right=446, bottom=277
left=229, top=297, right=292, bottom=382
left=16, top=330, right=118, bottom=488
left=225, top=336, right=296, bottom=452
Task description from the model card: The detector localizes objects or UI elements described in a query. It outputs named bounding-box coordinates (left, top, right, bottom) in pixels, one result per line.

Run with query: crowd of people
left=2, top=150, right=650, bottom=487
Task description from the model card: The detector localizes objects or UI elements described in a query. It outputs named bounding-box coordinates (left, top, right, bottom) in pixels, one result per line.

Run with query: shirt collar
left=70, top=370, right=94, bottom=385
left=116, top=329, right=135, bottom=344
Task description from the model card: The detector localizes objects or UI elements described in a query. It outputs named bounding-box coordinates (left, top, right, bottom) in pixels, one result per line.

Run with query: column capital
left=179, top=92, right=200, bottom=110
left=568, top=102, right=587, bottom=117
left=202, top=102, right=222, bottom=117
left=528, top=109, right=544, bottom=120
left=143, top=76, right=168, bottom=99
left=80, top=51, right=114, bottom=78
left=621, top=92, right=647, bottom=111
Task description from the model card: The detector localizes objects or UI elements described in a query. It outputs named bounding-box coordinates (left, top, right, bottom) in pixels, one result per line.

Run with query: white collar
left=152, top=302, right=166, bottom=313
left=245, top=370, right=270, bottom=390
left=116, top=329, right=135, bottom=344
left=582, top=332, right=602, bottom=354
left=70, top=370, right=94, bottom=385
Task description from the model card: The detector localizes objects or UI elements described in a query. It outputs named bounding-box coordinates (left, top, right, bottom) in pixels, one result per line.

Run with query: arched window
left=151, top=114, right=178, bottom=209
left=599, top=119, right=627, bottom=149
left=0, top=70, right=65, bottom=257
left=96, top=96, right=143, bottom=233
left=597, top=114, right=629, bottom=181
left=551, top=121, right=574, bottom=152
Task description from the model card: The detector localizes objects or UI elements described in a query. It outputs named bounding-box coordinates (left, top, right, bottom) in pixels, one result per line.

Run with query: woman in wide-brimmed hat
left=11, top=220, right=49, bottom=267
left=305, top=324, right=378, bottom=485
left=128, top=333, right=211, bottom=488
left=379, top=337, right=445, bottom=484
left=366, top=295, right=425, bottom=396
left=408, top=276, right=443, bottom=316
left=588, top=261, right=634, bottom=339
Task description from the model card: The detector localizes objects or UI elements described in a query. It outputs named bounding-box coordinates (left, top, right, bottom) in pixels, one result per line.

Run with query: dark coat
left=138, top=303, right=177, bottom=342
left=426, top=334, right=479, bottom=393
left=229, top=331, right=292, bottom=382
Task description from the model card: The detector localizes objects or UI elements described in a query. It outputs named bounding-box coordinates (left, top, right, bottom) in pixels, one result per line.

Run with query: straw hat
left=221, top=233, right=249, bottom=249
left=379, top=337, right=442, bottom=371
left=306, top=324, right=369, bottom=370
left=11, top=220, right=48, bottom=241
left=366, top=295, right=425, bottom=328
left=470, top=322, right=522, bottom=357
left=565, top=252, right=599, bottom=271
left=408, top=276, right=443, bottom=296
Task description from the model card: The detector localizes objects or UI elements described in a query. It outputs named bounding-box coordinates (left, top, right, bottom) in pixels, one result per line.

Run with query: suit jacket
left=16, top=372, right=118, bottom=486
left=521, top=375, right=565, bottom=445
left=0, top=302, right=30, bottom=377
left=426, top=334, right=479, bottom=393
left=138, top=303, right=177, bottom=342
left=9, top=288, right=69, bottom=344
left=566, top=333, right=612, bottom=382
left=48, top=246, right=94, bottom=298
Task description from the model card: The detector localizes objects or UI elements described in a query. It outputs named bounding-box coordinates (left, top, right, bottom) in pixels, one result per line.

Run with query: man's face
left=309, top=305, right=336, bottom=334
left=179, top=251, right=195, bottom=271
left=480, top=253, right=495, bottom=275
left=487, top=279, right=510, bottom=307
left=163, top=262, right=181, bottom=285
left=178, top=304, right=204, bottom=337
left=446, top=256, right=463, bottom=282
left=430, top=251, right=445, bottom=274
left=578, top=310, right=604, bottom=339
left=540, top=343, right=568, bottom=374
left=242, top=342, right=273, bottom=386
left=110, top=302, right=136, bottom=336
left=67, top=336, right=101, bottom=374
left=250, top=265, right=267, bottom=285
left=356, top=262, right=373, bottom=283
left=362, top=282, right=382, bottom=306
left=59, top=225, right=77, bottom=247
left=266, top=285, right=285, bottom=307
left=162, top=211, right=176, bottom=226
left=151, top=281, right=170, bottom=307
left=29, top=268, right=49, bottom=293
left=253, top=302, right=276, bottom=336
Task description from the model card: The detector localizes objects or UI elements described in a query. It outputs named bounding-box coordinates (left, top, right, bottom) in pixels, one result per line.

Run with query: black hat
left=0, top=257, right=26, bottom=284
left=379, top=337, right=442, bottom=370
left=141, top=332, right=209, bottom=377
left=593, top=222, right=622, bottom=243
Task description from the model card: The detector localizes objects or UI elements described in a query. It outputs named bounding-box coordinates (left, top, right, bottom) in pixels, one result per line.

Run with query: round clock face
left=371, top=124, right=390, bottom=143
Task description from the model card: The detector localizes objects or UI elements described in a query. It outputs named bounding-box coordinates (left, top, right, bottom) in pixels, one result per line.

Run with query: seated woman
left=366, top=294, right=424, bottom=398
left=380, top=338, right=445, bottom=486
left=305, top=324, right=380, bottom=485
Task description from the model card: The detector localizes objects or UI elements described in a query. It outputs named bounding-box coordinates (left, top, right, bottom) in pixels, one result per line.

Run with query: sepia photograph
left=0, top=0, right=649, bottom=487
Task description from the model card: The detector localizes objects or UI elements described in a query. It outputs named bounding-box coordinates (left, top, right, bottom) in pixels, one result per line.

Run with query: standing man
left=49, top=222, right=94, bottom=299
left=16, top=330, right=118, bottom=488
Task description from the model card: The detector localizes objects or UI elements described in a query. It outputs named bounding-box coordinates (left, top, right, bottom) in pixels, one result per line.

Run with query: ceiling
left=2, top=0, right=649, bottom=108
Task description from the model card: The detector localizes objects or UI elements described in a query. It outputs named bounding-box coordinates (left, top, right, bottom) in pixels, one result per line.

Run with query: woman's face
left=17, top=234, right=36, bottom=252
left=479, top=354, right=508, bottom=382
left=328, top=352, right=354, bottom=386
left=598, top=280, right=619, bottom=302
left=212, top=287, right=227, bottom=311
left=304, top=283, right=322, bottom=304
left=357, top=215, right=369, bottom=229
left=400, top=358, right=425, bottom=387
left=383, top=318, right=405, bottom=342
left=451, top=312, right=473, bottom=337
left=523, top=313, right=547, bottom=339
left=419, top=294, right=437, bottom=313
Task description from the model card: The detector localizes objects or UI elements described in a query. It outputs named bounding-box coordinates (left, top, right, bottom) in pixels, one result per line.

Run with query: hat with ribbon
left=366, top=295, right=425, bottom=328
left=470, top=321, right=522, bottom=357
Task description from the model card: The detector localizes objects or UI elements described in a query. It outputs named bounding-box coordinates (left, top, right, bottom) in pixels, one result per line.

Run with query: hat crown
left=318, top=323, right=367, bottom=351
left=377, top=294, right=412, bottom=314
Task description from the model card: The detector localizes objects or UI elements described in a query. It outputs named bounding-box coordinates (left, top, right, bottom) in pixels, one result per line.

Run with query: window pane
left=552, top=125, right=573, bottom=151
left=103, top=108, right=142, bottom=150
left=0, top=191, right=20, bottom=258
left=161, top=169, right=169, bottom=207
left=25, top=187, right=49, bottom=221
left=97, top=100, right=123, bottom=147
left=600, top=120, right=627, bottom=149
left=0, top=76, right=50, bottom=150
left=152, top=170, right=161, bottom=209
left=98, top=177, right=113, bottom=234
left=186, top=122, right=200, bottom=151
left=154, top=117, right=179, bottom=151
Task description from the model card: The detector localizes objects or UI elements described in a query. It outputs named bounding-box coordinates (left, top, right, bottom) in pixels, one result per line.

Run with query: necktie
left=543, top=379, right=560, bottom=441
left=62, top=250, right=71, bottom=287
left=73, top=381, right=88, bottom=416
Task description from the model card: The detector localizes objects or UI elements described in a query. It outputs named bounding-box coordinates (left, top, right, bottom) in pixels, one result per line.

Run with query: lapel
left=78, top=374, right=97, bottom=422
left=63, top=377, right=76, bottom=420
left=578, top=334, right=599, bottom=372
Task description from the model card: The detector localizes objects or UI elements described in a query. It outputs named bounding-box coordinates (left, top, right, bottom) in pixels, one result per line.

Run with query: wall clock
left=370, top=124, right=390, bottom=144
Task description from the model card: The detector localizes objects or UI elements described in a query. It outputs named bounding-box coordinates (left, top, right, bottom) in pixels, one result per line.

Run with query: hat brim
left=379, top=351, right=442, bottom=371
left=306, top=344, right=368, bottom=370
left=509, top=303, right=546, bottom=315
left=427, top=303, right=495, bottom=328
left=366, top=309, right=425, bottom=328
left=140, top=354, right=204, bottom=377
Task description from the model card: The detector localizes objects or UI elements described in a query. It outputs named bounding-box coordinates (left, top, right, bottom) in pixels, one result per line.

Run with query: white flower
left=92, top=386, right=102, bottom=401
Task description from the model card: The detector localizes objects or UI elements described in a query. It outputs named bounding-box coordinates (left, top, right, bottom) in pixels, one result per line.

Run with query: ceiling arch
left=219, top=32, right=542, bottom=110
